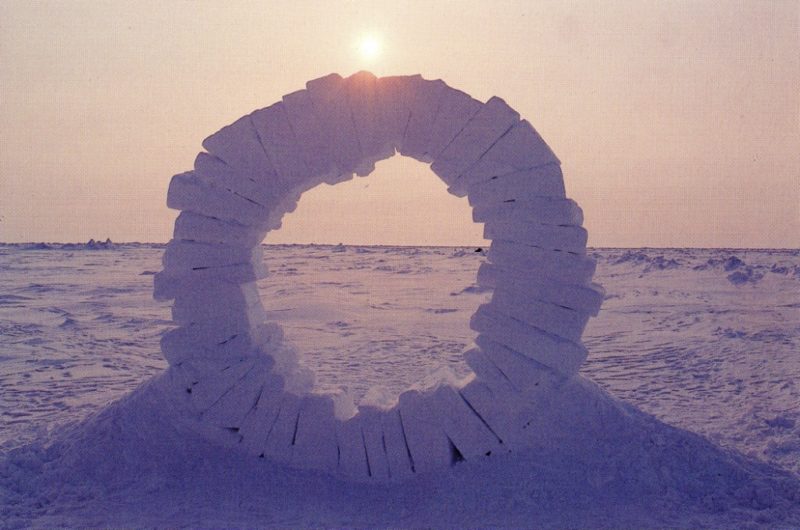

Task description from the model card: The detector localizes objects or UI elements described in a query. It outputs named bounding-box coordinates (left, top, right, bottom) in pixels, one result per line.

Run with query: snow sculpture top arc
left=155, top=71, right=605, bottom=481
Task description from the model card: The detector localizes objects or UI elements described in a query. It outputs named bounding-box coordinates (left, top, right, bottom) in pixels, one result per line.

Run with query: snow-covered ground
left=1, top=244, right=799, bottom=528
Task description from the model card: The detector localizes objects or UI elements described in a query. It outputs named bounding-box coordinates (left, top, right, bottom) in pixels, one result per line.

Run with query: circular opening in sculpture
left=259, top=155, right=491, bottom=410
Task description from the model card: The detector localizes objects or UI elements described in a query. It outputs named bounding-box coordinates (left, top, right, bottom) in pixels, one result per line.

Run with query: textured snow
left=1, top=244, right=799, bottom=527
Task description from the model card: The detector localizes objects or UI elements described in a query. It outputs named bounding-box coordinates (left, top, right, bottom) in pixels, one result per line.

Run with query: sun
left=357, top=34, right=382, bottom=61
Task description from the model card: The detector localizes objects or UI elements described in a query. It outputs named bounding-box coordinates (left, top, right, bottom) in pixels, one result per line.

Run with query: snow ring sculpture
left=155, top=72, right=605, bottom=480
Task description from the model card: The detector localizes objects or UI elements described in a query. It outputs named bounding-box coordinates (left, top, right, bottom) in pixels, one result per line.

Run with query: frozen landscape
left=1, top=243, right=799, bottom=528
left=2, top=72, right=799, bottom=529
left=3, top=2, right=797, bottom=527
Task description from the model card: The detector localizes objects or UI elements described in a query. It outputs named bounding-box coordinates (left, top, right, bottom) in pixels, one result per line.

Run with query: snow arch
left=155, top=72, right=604, bottom=480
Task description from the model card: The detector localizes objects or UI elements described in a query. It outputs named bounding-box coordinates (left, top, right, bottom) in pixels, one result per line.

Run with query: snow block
left=400, top=77, right=447, bottom=162
left=457, top=376, right=547, bottom=448
left=335, top=415, right=370, bottom=478
left=202, top=115, right=276, bottom=181
left=466, top=164, right=566, bottom=207
left=462, top=348, right=543, bottom=445
left=378, top=408, right=415, bottom=480
left=463, top=347, right=518, bottom=391
left=457, top=379, right=514, bottom=445
left=483, top=221, right=588, bottom=253
left=279, top=90, right=343, bottom=185
left=160, top=320, right=274, bottom=365
left=173, top=212, right=269, bottom=248
left=193, top=152, right=281, bottom=209
left=262, top=392, right=302, bottom=463
left=306, top=73, right=364, bottom=176
left=161, top=319, right=256, bottom=355
left=375, top=74, right=417, bottom=149
left=477, top=262, right=604, bottom=316
left=472, top=336, right=556, bottom=394
left=471, top=305, right=587, bottom=377
left=469, top=342, right=552, bottom=396
left=453, top=120, right=560, bottom=194
left=170, top=280, right=262, bottom=325
left=174, top=356, right=256, bottom=382
left=357, top=407, right=392, bottom=481
left=429, top=385, right=502, bottom=460
left=471, top=197, right=584, bottom=226
left=238, top=373, right=285, bottom=457
left=425, top=85, right=483, bottom=160
left=489, top=288, right=591, bottom=343
left=488, top=240, right=596, bottom=285
left=397, top=390, right=452, bottom=474
left=474, top=336, right=564, bottom=407
left=251, top=100, right=319, bottom=190
left=171, top=312, right=267, bottom=351
left=291, top=395, right=338, bottom=471
left=155, top=257, right=267, bottom=286
left=167, top=171, right=272, bottom=228
left=465, top=347, right=550, bottom=417
left=201, top=357, right=272, bottom=428
left=432, top=96, right=520, bottom=186
left=346, top=71, right=396, bottom=169
left=162, top=240, right=263, bottom=273
left=184, top=357, right=258, bottom=413
left=153, top=263, right=267, bottom=300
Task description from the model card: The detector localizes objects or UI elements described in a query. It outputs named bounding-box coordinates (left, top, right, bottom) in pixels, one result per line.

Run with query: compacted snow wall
left=155, top=71, right=605, bottom=480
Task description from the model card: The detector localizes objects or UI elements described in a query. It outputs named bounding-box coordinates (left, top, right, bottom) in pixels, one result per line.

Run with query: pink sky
left=1, top=0, right=797, bottom=247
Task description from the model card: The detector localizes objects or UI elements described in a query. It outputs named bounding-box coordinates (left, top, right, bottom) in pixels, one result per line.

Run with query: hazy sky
left=1, top=0, right=798, bottom=247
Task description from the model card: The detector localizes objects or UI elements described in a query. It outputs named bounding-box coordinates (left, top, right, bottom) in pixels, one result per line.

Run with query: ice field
left=1, top=243, right=799, bottom=528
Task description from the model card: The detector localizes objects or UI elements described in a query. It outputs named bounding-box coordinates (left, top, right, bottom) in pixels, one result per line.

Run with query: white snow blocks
left=472, top=196, right=584, bottom=226
left=201, top=114, right=276, bottom=183
left=162, top=239, right=264, bottom=273
left=173, top=212, right=268, bottom=248
left=484, top=221, right=588, bottom=253
left=167, top=171, right=273, bottom=229
left=471, top=304, right=588, bottom=376
left=306, top=74, right=365, bottom=176
left=237, top=372, right=286, bottom=456
left=476, top=262, right=605, bottom=316
left=193, top=152, right=280, bottom=210
left=346, top=71, right=399, bottom=171
left=251, top=101, right=314, bottom=187
left=400, top=77, right=447, bottom=162
left=291, top=395, right=339, bottom=471
left=466, top=164, right=567, bottom=207
left=272, top=93, right=340, bottom=186
left=426, top=87, right=483, bottom=161
left=449, top=120, right=560, bottom=196
left=375, top=75, right=417, bottom=151
left=433, top=96, right=521, bottom=188
left=460, top=348, right=551, bottom=446
left=155, top=71, right=603, bottom=483
left=170, top=280, right=263, bottom=324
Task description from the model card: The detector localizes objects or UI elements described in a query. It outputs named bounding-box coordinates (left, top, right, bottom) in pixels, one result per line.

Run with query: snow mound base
left=2, top=373, right=799, bottom=529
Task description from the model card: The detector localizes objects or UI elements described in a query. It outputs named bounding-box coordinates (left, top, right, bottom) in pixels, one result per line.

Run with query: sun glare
left=357, top=34, right=382, bottom=61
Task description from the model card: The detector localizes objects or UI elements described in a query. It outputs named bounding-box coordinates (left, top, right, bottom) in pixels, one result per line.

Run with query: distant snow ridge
left=155, top=72, right=605, bottom=480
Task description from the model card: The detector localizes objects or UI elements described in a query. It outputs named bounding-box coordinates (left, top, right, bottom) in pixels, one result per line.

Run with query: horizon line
left=1, top=241, right=797, bottom=252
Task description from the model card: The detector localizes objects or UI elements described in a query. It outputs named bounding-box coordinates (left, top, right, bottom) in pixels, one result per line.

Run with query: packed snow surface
left=1, top=244, right=799, bottom=528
